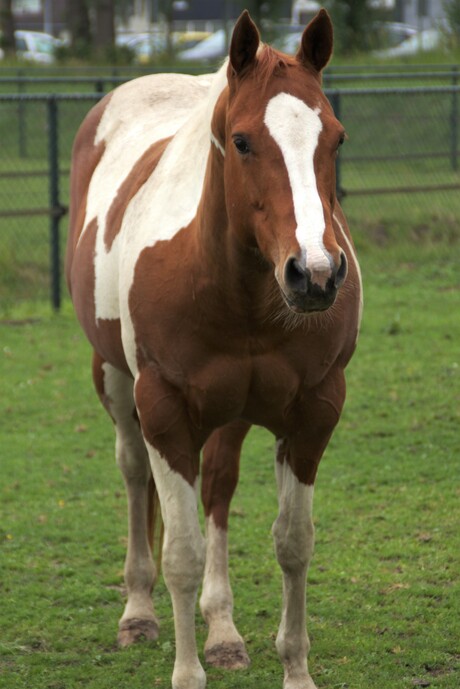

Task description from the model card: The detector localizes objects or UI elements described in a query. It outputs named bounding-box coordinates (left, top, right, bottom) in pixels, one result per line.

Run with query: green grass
left=1, top=227, right=459, bottom=688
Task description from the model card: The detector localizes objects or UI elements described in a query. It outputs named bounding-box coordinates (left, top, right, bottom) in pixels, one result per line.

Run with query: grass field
left=1, top=223, right=459, bottom=688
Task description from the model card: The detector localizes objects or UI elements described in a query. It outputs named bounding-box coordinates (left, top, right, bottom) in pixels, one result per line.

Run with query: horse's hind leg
left=92, top=352, right=159, bottom=646
left=200, top=419, right=251, bottom=669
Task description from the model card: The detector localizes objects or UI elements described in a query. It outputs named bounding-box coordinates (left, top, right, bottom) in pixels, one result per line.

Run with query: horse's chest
left=185, top=351, right=305, bottom=433
left=246, top=354, right=301, bottom=422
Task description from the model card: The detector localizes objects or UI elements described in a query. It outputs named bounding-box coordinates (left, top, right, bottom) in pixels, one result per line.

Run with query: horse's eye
left=233, top=136, right=250, bottom=155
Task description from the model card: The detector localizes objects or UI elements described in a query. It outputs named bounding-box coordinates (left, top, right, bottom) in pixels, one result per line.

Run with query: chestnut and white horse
left=66, top=9, right=362, bottom=689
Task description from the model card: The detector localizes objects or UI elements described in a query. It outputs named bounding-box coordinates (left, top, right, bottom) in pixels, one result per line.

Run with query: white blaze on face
left=264, top=93, right=331, bottom=280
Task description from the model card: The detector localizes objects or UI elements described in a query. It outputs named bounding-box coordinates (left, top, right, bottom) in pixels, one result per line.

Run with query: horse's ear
left=229, top=10, right=260, bottom=76
left=296, top=9, right=333, bottom=74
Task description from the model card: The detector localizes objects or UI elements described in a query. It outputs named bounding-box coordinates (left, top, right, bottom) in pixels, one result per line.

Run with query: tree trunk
left=94, top=0, right=115, bottom=52
left=0, top=0, right=16, bottom=57
left=67, top=0, right=92, bottom=52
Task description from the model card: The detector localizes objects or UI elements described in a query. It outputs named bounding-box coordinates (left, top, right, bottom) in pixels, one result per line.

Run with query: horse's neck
left=191, top=150, right=276, bottom=326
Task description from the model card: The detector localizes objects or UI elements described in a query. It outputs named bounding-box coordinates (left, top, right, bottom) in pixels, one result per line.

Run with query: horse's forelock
left=228, top=44, right=290, bottom=92
left=254, top=45, right=290, bottom=90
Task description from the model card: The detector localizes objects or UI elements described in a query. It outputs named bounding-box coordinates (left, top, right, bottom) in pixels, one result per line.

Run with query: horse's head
left=214, top=10, right=347, bottom=314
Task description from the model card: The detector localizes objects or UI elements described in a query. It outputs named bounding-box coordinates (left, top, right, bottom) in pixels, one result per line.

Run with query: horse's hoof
left=205, top=641, right=250, bottom=669
left=284, top=675, right=318, bottom=689
left=117, top=618, right=159, bottom=647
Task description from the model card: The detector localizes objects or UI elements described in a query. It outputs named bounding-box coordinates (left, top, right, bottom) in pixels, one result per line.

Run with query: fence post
left=18, top=71, right=27, bottom=157
left=329, top=90, right=344, bottom=201
left=47, top=96, right=62, bottom=311
left=451, top=68, right=458, bottom=172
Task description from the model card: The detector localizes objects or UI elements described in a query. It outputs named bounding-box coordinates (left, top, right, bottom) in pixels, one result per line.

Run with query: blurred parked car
left=0, top=30, right=64, bottom=64
left=177, top=30, right=226, bottom=62
left=175, top=31, right=212, bottom=50
left=116, top=32, right=166, bottom=62
left=374, top=29, right=442, bottom=58
left=116, top=30, right=211, bottom=63
left=373, top=22, right=417, bottom=49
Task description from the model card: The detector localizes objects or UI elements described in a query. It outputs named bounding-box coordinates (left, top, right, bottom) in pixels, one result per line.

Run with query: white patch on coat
left=142, top=436, right=206, bottom=689
left=200, top=516, right=244, bottom=652
left=80, top=73, right=212, bottom=322
left=77, top=65, right=228, bottom=374
left=264, top=93, right=331, bottom=280
left=273, top=458, right=315, bottom=685
left=118, top=66, right=228, bottom=373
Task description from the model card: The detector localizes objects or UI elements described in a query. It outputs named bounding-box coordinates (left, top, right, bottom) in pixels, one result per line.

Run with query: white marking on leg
left=144, top=438, right=206, bottom=689
left=78, top=65, right=228, bottom=374
left=273, top=458, right=317, bottom=689
left=200, top=516, right=245, bottom=656
left=264, top=93, right=330, bottom=284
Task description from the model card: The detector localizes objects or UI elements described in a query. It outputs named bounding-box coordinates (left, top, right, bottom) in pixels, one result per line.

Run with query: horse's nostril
left=334, top=251, right=348, bottom=288
left=285, top=257, right=310, bottom=293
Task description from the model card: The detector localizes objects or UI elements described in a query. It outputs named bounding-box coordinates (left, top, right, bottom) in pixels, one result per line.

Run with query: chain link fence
left=0, top=93, right=101, bottom=312
left=0, top=79, right=459, bottom=313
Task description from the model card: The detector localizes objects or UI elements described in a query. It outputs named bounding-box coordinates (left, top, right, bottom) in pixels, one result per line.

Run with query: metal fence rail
left=0, top=85, right=459, bottom=311
left=330, top=85, right=460, bottom=192
left=0, top=67, right=458, bottom=95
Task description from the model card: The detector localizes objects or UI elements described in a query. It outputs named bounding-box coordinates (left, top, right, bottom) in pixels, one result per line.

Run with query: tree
left=64, top=0, right=116, bottom=60
left=241, top=0, right=286, bottom=27
left=67, top=0, right=92, bottom=56
left=443, top=0, right=460, bottom=47
left=327, top=0, right=375, bottom=55
left=94, top=0, right=115, bottom=53
left=0, top=0, right=15, bottom=58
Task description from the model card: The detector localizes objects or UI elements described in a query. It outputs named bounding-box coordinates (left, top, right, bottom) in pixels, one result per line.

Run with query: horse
left=66, top=9, right=362, bottom=689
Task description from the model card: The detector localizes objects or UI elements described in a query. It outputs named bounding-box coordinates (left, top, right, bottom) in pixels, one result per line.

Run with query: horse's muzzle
left=281, top=252, right=347, bottom=313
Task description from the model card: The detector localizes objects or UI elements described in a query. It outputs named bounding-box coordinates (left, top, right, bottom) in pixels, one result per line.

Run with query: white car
left=177, top=30, right=227, bottom=62
left=374, top=29, right=442, bottom=58
left=12, top=30, right=63, bottom=64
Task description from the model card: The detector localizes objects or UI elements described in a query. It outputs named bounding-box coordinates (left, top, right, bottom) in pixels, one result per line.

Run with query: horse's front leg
left=135, top=370, right=206, bottom=689
left=273, top=451, right=316, bottom=689
left=273, top=371, right=346, bottom=689
left=200, top=420, right=251, bottom=669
